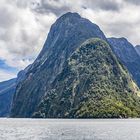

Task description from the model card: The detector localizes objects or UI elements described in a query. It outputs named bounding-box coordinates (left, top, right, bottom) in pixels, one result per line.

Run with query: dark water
left=0, top=119, right=140, bottom=140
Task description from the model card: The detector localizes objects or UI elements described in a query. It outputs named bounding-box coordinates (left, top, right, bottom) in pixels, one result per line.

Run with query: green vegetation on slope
left=33, top=38, right=140, bottom=118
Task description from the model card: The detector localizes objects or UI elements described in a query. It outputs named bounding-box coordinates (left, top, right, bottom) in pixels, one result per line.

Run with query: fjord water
left=0, top=119, right=140, bottom=140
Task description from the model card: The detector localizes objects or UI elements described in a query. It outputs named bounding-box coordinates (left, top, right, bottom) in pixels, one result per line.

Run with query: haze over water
left=0, top=119, right=140, bottom=140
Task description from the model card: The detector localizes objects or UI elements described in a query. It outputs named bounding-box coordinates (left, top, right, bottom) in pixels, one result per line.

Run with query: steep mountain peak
left=108, top=37, right=139, bottom=62
left=11, top=12, right=107, bottom=118
left=10, top=12, right=140, bottom=118
left=31, top=12, right=106, bottom=72
left=58, top=12, right=81, bottom=20
left=54, top=12, right=82, bottom=27
left=108, top=37, right=130, bottom=46
left=108, top=37, right=140, bottom=87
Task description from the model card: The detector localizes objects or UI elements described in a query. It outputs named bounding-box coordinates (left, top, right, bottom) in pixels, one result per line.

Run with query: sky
left=0, top=0, right=140, bottom=82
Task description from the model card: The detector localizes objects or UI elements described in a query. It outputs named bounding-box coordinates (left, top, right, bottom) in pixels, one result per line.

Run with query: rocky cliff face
left=33, top=38, right=140, bottom=118
left=108, top=38, right=140, bottom=87
left=10, top=12, right=107, bottom=117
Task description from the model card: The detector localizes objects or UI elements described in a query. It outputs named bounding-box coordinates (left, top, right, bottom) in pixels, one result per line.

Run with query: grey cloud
left=32, top=0, right=121, bottom=17
left=0, top=0, right=56, bottom=70
left=7, top=0, right=33, bottom=8
left=0, top=6, right=17, bottom=28
left=107, top=22, right=134, bottom=35
left=103, top=21, right=139, bottom=44
left=84, top=0, right=121, bottom=11
left=32, top=0, right=71, bottom=16
left=125, top=0, right=140, bottom=5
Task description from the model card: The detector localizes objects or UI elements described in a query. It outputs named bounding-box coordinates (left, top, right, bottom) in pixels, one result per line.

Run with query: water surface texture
left=0, top=119, right=140, bottom=140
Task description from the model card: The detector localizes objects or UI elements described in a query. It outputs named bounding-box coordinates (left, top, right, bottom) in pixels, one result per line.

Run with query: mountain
left=10, top=12, right=140, bottom=118
left=0, top=64, right=30, bottom=117
left=0, top=78, right=16, bottom=117
left=33, top=38, right=140, bottom=118
left=10, top=12, right=107, bottom=118
left=135, top=45, right=140, bottom=56
left=108, top=37, right=140, bottom=87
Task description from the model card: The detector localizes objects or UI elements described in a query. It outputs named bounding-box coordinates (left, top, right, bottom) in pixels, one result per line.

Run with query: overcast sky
left=0, top=0, right=140, bottom=81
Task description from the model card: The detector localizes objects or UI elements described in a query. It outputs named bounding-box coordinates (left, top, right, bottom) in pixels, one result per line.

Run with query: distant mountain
left=135, top=45, right=140, bottom=56
left=0, top=78, right=16, bottom=117
left=33, top=38, right=140, bottom=118
left=0, top=64, right=30, bottom=117
left=10, top=12, right=107, bottom=118
left=108, top=37, right=140, bottom=87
